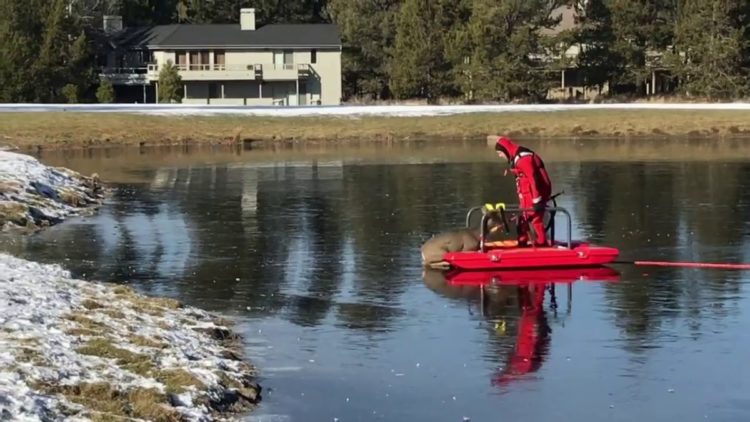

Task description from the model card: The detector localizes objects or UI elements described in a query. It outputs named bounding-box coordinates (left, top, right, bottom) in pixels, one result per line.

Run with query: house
left=99, top=9, right=342, bottom=106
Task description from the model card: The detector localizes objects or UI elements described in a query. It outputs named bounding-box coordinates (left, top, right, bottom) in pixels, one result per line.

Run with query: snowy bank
left=3, top=102, right=750, bottom=117
left=0, top=253, right=260, bottom=421
left=0, top=151, right=104, bottom=231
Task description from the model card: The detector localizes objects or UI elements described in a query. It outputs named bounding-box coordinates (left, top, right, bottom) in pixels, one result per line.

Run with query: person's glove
left=533, top=201, right=545, bottom=213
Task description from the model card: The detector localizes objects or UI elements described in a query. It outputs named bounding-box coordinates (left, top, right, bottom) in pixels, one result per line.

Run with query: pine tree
left=327, top=0, right=401, bottom=100
left=389, top=0, right=452, bottom=101
left=454, top=0, right=564, bottom=102
left=667, top=0, right=748, bottom=98
left=606, top=0, right=677, bottom=92
left=574, top=0, right=623, bottom=93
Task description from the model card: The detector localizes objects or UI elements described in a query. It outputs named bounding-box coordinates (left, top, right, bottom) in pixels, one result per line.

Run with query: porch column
left=561, top=70, right=565, bottom=89
left=155, top=82, right=159, bottom=103
left=142, top=84, right=147, bottom=103
left=184, top=84, right=188, bottom=100
left=652, top=71, right=656, bottom=95
left=296, top=79, right=299, bottom=106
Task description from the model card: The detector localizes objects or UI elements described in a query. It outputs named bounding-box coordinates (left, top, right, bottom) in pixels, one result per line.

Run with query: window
left=311, top=49, right=317, bottom=64
left=215, top=51, right=225, bottom=70
left=189, top=52, right=200, bottom=70
left=200, top=51, right=209, bottom=69
left=177, top=52, right=187, bottom=69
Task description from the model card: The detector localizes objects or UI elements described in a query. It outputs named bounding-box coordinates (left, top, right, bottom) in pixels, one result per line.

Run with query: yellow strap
left=484, top=202, right=506, bottom=212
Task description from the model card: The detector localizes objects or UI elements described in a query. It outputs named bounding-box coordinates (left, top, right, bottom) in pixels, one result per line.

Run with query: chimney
left=240, top=8, right=256, bottom=31
left=103, top=15, right=123, bottom=33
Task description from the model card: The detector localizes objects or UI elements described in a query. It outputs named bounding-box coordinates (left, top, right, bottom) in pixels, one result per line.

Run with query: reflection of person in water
left=491, top=284, right=551, bottom=387
left=421, top=270, right=553, bottom=387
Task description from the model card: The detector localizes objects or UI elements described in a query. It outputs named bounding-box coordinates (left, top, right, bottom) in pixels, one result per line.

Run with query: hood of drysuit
left=495, top=137, right=522, bottom=164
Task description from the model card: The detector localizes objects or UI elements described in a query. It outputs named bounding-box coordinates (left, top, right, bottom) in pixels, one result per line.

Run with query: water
left=4, top=142, right=750, bottom=421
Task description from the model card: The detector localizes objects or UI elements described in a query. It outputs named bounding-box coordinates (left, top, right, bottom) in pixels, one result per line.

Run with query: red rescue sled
left=441, top=202, right=620, bottom=271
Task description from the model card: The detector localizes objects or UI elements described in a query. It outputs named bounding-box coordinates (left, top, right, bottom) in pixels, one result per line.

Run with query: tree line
left=1, top=0, right=749, bottom=103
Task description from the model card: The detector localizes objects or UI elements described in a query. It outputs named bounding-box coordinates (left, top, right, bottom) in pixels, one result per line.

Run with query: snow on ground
left=0, top=151, right=105, bottom=231
left=0, top=253, right=260, bottom=421
left=2, top=102, right=750, bottom=117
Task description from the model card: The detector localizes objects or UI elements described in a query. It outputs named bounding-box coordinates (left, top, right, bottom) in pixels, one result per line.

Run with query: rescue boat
left=441, top=201, right=620, bottom=271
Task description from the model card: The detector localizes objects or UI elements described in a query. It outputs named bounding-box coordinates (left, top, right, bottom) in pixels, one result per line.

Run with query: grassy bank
left=3, top=109, right=750, bottom=150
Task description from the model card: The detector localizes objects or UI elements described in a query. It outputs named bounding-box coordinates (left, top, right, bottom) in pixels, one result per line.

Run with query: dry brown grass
left=77, top=338, right=154, bottom=376
left=4, top=110, right=750, bottom=150
left=65, top=327, right=100, bottom=337
left=81, top=299, right=105, bottom=310
left=101, top=309, right=126, bottom=319
left=0, top=202, right=29, bottom=226
left=131, top=334, right=167, bottom=349
left=65, top=313, right=106, bottom=330
left=34, top=381, right=183, bottom=422
left=157, top=369, right=205, bottom=394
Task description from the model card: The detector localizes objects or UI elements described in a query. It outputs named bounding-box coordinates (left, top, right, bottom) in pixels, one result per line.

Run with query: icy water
left=4, top=141, right=750, bottom=421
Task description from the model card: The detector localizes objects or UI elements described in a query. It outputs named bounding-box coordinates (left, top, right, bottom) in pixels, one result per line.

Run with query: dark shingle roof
left=144, top=24, right=341, bottom=48
left=108, top=25, right=179, bottom=50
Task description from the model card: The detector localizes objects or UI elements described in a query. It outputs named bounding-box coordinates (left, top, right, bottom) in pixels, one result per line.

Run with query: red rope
left=629, top=260, right=750, bottom=270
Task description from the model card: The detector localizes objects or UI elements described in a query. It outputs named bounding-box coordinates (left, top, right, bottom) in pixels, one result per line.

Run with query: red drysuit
left=495, top=137, right=552, bottom=246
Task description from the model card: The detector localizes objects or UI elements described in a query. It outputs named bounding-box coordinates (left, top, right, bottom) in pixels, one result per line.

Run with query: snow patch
left=2, top=102, right=750, bottom=117
left=0, top=253, right=260, bottom=421
left=0, top=151, right=105, bottom=231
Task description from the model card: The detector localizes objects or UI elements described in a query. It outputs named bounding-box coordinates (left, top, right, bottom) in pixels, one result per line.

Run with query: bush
left=96, top=80, right=115, bottom=103
left=62, top=84, right=79, bottom=103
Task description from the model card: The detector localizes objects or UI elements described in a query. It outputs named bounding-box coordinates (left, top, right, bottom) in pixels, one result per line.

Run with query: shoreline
left=0, top=151, right=263, bottom=421
left=2, top=109, right=750, bottom=151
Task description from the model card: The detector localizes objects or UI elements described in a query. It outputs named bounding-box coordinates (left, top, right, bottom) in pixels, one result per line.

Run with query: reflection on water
left=3, top=144, right=750, bottom=421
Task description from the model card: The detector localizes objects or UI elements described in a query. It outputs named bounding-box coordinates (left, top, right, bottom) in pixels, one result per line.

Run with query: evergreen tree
left=452, top=0, right=564, bottom=102
left=327, top=0, right=401, bottom=100
left=666, top=0, right=748, bottom=98
left=607, top=0, right=676, bottom=92
left=121, top=0, right=180, bottom=25
left=158, top=60, right=183, bottom=102
left=389, top=0, right=454, bottom=101
left=574, top=0, right=623, bottom=93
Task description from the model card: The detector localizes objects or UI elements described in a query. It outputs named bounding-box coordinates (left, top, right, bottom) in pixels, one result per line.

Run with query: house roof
left=108, top=23, right=340, bottom=50
left=107, top=25, right=178, bottom=50
left=109, top=23, right=341, bottom=49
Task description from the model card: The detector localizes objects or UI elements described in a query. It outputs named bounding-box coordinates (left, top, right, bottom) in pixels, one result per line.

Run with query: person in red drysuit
left=492, top=283, right=550, bottom=386
left=494, top=136, right=552, bottom=247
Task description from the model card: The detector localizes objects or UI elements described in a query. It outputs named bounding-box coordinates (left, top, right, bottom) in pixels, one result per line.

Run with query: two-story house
left=100, top=8, right=342, bottom=106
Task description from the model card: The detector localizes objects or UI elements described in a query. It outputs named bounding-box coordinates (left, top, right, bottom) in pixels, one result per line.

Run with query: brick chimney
left=240, top=8, right=256, bottom=31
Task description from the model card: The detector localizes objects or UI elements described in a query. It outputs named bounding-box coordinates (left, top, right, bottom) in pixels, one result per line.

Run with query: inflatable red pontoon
left=441, top=202, right=620, bottom=271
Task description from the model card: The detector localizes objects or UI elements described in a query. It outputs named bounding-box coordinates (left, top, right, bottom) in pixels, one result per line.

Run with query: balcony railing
left=144, top=63, right=311, bottom=81
left=101, top=67, right=148, bottom=75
